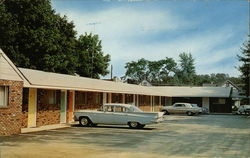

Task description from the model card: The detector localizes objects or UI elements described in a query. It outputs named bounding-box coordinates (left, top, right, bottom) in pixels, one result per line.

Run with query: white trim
left=60, top=90, right=67, bottom=124
left=0, top=86, right=8, bottom=107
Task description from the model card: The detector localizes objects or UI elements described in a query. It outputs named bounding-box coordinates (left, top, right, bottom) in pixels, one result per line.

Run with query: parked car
left=237, top=105, right=250, bottom=115
left=160, top=102, right=202, bottom=116
left=74, top=103, right=164, bottom=129
left=191, top=104, right=209, bottom=114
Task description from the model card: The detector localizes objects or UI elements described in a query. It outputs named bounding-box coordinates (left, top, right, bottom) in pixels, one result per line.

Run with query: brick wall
left=35, top=89, right=60, bottom=126
left=0, top=80, right=23, bottom=135
left=36, top=104, right=60, bottom=126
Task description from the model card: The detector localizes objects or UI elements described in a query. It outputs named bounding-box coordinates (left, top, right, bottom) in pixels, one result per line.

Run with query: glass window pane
left=0, top=86, right=4, bottom=106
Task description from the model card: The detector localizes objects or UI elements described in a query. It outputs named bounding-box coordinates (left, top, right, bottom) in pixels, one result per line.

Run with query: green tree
left=0, top=0, right=110, bottom=78
left=160, top=57, right=177, bottom=83
left=124, top=57, right=177, bottom=84
left=124, top=58, right=149, bottom=83
left=76, top=33, right=110, bottom=78
left=148, top=60, right=163, bottom=83
left=0, top=0, right=78, bottom=74
left=176, top=52, right=196, bottom=85
left=238, top=37, right=250, bottom=102
left=210, top=73, right=229, bottom=85
left=194, top=74, right=211, bottom=86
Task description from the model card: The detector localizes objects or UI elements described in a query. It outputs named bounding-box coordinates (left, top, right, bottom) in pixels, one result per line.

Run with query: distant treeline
left=123, top=52, right=242, bottom=86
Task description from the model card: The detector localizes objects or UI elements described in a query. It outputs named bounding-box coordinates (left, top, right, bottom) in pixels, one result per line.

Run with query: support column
left=68, top=90, right=74, bottom=123
left=159, top=96, right=162, bottom=106
left=150, top=96, right=153, bottom=112
left=108, top=93, right=112, bottom=103
left=202, top=97, right=210, bottom=111
left=103, top=92, right=107, bottom=104
left=133, top=94, right=136, bottom=105
left=122, top=94, right=125, bottom=104
left=28, top=88, right=37, bottom=128
left=60, top=90, right=67, bottom=123
left=136, top=95, right=139, bottom=107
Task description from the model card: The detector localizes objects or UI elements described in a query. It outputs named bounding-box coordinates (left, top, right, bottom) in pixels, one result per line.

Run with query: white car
left=237, top=105, right=250, bottom=115
left=160, top=102, right=202, bottom=116
left=74, top=103, right=164, bottom=129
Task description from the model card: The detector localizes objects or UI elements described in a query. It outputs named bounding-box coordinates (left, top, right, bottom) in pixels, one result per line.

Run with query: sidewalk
left=21, top=124, right=72, bottom=133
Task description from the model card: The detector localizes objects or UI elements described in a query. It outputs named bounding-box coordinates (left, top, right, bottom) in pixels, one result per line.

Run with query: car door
left=95, top=105, right=115, bottom=124
left=112, top=106, right=129, bottom=125
left=181, top=104, right=191, bottom=113
left=172, top=104, right=184, bottom=113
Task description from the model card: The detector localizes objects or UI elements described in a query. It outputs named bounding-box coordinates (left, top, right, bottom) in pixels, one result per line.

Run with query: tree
left=160, top=57, right=177, bottom=83
left=76, top=33, right=110, bottom=78
left=238, top=37, right=250, bottom=103
left=0, top=0, right=110, bottom=78
left=148, top=60, right=163, bottom=83
left=124, top=57, right=177, bottom=84
left=176, top=52, right=196, bottom=85
left=210, top=73, right=229, bottom=85
left=124, top=58, right=149, bottom=83
left=0, top=0, right=78, bottom=74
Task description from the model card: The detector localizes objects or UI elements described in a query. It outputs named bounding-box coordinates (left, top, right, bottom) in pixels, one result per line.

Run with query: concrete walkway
left=21, top=124, right=71, bottom=133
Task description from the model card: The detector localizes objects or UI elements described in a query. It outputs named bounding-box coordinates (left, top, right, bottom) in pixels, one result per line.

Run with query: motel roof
left=151, top=86, right=231, bottom=98
left=18, top=68, right=231, bottom=98
left=0, top=49, right=232, bottom=98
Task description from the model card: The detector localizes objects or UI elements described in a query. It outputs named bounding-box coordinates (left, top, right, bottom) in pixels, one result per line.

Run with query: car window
left=103, top=106, right=114, bottom=112
left=191, top=104, right=198, bottom=107
left=174, top=104, right=184, bottom=107
left=115, top=106, right=128, bottom=112
left=130, top=106, right=143, bottom=112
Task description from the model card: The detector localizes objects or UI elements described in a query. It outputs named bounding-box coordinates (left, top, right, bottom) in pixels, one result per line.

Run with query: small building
left=0, top=49, right=239, bottom=135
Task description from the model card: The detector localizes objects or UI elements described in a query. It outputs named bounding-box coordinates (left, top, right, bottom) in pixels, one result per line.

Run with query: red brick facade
left=0, top=79, right=23, bottom=135
left=36, top=104, right=60, bottom=126
left=36, top=89, right=60, bottom=126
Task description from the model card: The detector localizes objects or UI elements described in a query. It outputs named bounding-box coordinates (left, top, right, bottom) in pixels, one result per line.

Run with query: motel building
left=0, top=49, right=241, bottom=135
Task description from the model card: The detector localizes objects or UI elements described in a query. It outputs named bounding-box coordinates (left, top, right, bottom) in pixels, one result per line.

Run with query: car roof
left=103, top=103, right=133, bottom=108
left=242, top=105, right=250, bottom=107
left=174, top=102, right=191, bottom=105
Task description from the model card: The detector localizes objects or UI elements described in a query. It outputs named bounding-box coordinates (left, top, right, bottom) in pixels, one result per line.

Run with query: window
left=115, top=106, right=129, bottom=112
left=38, top=89, right=58, bottom=105
left=0, top=86, right=8, bottom=107
left=174, top=104, right=184, bottom=107
left=48, top=90, right=57, bottom=104
left=213, top=98, right=226, bottom=104
left=104, top=106, right=114, bottom=112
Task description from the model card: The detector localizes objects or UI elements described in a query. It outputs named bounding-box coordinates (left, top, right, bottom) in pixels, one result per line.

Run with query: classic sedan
left=74, top=103, right=164, bottom=129
left=237, top=105, right=250, bottom=115
left=160, top=102, right=202, bottom=116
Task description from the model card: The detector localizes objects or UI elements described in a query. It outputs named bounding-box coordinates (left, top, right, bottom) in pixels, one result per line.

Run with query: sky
left=51, top=0, right=249, bottom=78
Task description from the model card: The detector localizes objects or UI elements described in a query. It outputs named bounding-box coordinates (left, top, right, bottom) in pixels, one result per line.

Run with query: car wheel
left=79, top=117, right=91, bottom=127
left=186, top=111, right=193, bottom=116
left=128, top=122, right=140, bottom=128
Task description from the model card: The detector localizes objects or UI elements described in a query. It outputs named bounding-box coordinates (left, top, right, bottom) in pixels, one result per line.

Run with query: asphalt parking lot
left=0, top=114, right=250, bottom=158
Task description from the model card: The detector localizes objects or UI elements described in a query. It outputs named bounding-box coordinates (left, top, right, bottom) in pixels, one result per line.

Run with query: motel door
left=60, top=90, right=67, bottom=123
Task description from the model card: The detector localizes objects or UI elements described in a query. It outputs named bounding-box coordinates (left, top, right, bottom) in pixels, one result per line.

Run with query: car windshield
left=130, top=105, right=143, bottom=112
left=191, top=104, right=198, bottom=107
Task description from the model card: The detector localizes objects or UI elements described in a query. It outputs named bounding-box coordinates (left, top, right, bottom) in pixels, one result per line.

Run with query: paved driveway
left=0, top=115, right=250, bottom=158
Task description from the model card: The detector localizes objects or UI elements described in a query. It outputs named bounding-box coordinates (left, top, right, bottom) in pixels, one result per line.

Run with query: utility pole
left=110, top=65, right=113, bottom=80
left=86, top=22, right=100, bottom=78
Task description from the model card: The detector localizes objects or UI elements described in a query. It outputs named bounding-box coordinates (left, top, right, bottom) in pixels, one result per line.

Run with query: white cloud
left=56, top=6, right=242, bottom=77
left=61, top=7, right=190, bottom=38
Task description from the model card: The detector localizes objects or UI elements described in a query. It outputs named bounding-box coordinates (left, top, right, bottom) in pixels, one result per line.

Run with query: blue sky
left=52, top=0, right=249, bottom=78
